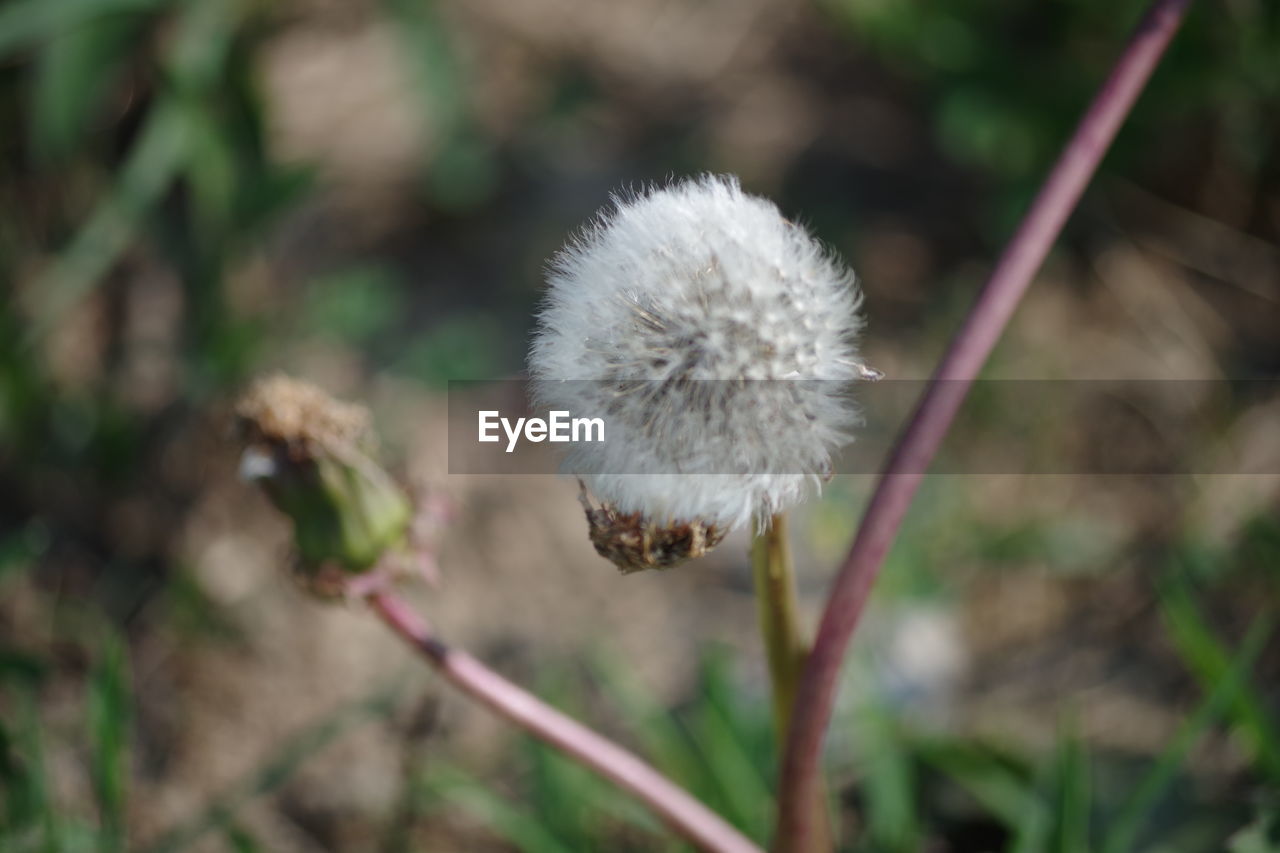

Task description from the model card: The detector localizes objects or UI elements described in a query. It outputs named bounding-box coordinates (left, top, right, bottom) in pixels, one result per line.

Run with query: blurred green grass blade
left=88, top=634, right=129, bottom=853
left=30, top=14, right=140, bottom=158
left=699, top=653, right=774, bottom=783
left=302, top=266, right=403, bottom=346
left=589, top=650, right=772, bottom=840
left=395, top=316, right=502, bottom=387
left=0, top=0, right=168, bottom=59
left=522, top=672, right=596, bottom=843
left=528, top=664, right=690, bottom=848
left=141, top=688, right=398, bottom=853
left=1009, top=802, right=1052, bottom=853
left=575, top=779, right=670, bottom=845
left=0, top=646, right=50, bottom=686
left=379, top=0, right=463, bottom=133
left=1101, top=616, right=1272, bottom=853
left=587, top=652, right=713, bottom=802
left=0, top=525, right=50, bottom=585
left=27, top=99, right=188, bottom=345
left=0, top=715, right=38, bottom=839
left=222, top=824, right=262, bottom=853
left=178, top=98, right=239, bottom=239
left=1049, top=721, right=1090, bottom=853
left=1160, top=575, right=1280, bottom=783
left=378, top=0, right=496, bottom=208
left=913, top=736, right=1047, bottom=835
left=857, top=708, right=920, bottom=853
left=418, top=764, right=575, bottom=853
left=1227, top=806, right=1280, bottom=853
left=687, top=656, right=772, bottom=842
left=14, top=693, right=64, bottom=852
left=525, top=737, right=645, bottom=847
left=165, top=0, right=237, bottom=91
left=0, top=719, right=20, bottom=814
left=527, top=746, right=670, bottom=846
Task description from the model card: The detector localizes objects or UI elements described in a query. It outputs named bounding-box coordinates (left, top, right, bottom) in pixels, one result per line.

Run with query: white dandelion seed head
left=529, top=174, right=865, bottom=531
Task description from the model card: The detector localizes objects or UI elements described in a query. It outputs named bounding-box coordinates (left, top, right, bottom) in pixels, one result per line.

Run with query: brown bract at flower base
left=578, top=481, right=727, bottom=573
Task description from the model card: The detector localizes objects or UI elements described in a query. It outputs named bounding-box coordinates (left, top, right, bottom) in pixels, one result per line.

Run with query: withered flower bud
left=235, top=375, right=412, bottom=579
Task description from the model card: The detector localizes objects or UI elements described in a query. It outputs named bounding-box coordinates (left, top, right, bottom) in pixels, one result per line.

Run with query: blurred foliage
left=1, top=0, right=1277, bottom=850
left=0, top=617, right=400, bottom=852
left=0, top=547, right=1274, bottom=849
left=410, top=612, right=1277, bottom=853
left=380, top=0, right=498, bottom=209
left=302, top=266, right=406, bottom=349
left=818, top=0, right=1280, bottom=234
left=138, top=689, right=400, bottom=853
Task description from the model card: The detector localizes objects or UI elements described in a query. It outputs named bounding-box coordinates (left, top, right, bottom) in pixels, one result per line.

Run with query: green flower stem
left=751, top=513, right=833, bottom=853
left=751, top=513, right=806, bottom=737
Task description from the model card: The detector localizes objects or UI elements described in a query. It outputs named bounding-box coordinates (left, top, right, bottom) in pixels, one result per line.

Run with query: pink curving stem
left=365, top=590, right=763, bottom=853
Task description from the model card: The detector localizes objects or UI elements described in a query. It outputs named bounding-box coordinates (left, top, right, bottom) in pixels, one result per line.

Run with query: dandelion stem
left=774, top=0, right=1193, bottom=850
left=751, top=513, right=806, bottom=738
left=365, top=589, right=763, bottom=853
left=751, top=514, right=835, bottom=852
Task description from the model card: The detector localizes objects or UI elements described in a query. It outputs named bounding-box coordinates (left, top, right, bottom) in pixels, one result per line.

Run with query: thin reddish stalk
left=365, top=590, right=763, bottom=853
left=774, top=1, right=1193, bottom=849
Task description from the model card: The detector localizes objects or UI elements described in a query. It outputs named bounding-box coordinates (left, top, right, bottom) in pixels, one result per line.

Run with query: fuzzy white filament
left=530, top=175, right=865, bottom=531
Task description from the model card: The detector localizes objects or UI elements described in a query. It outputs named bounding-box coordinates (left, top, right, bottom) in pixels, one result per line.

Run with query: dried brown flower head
left=235, top=373, right=371, bottom=457
left=579, top=483, right=727, bottom=574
